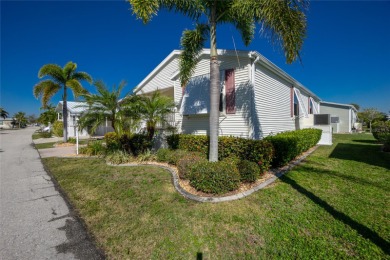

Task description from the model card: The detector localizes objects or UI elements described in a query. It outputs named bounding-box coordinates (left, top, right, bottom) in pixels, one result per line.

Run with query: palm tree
left=138, top=91, right=175, bottom=140
left=33, top=61, right=92, bottom=142
left=78, top=80, right=141, bottom=135
left=0, top=107, right=9, bottom=119
left=127, top=0, right=307, bottom=161
left=14, top=112, right=27, bottom=128
left=38, top=104, right=57, bottom=126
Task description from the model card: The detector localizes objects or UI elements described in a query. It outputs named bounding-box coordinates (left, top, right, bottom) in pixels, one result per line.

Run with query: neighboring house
left=134, top=49, right=331, bottom=144
left=319, top=101, right=358, bottom=133
left=55, top=101, right=114, bottom=137
left=0, top=118, right=15, bottom=129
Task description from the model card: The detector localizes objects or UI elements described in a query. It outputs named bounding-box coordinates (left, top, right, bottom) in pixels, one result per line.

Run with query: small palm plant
left=14, top=111, right=27, bottom=128
left=33, top=61, right=92, bottom=142
left=138, top=91, right=176, bottom=140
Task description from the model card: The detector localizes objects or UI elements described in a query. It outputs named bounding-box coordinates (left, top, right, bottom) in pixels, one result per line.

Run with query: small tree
left=38, top=104, right=57, bottom=126
left=358, top=108, right=383, bottom=133
left=14, top=112, right=27, bottom=128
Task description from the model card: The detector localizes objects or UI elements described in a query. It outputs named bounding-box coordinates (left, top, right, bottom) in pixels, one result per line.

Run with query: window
left=309, top=99, right=313, bottom=114
left=293, top=92, right=299, bottom=116
left=225, top=69, right=236, bottom=114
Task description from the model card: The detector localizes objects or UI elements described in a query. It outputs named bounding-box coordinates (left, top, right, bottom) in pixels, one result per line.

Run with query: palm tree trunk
left=63, top=87, right=68, bottom=142
left=208, top=1, right=220, bottom=162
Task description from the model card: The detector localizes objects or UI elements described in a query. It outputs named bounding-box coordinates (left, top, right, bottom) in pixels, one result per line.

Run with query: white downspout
left=249, top=52, right=260, bottom=139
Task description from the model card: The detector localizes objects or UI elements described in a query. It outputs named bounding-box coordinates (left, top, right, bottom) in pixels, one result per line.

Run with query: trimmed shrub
left=105, top=132, right=120, bottom=151
left=40, top=131, right=52, bottom=138
left=188, top=160, right=240, bottom=194
left=177, top=152, right=207, bottom=179
left=265, top=128, right=322, bottom=167
left=156, top=148, right=172, bottom=163
left=119, top=134, right=151, bottom=156
left=52, top=121, right=63, bottom=137
left=166, top=134, right=274, bottom=173
left=105, top=150, right=133, bottom=165
left=372, top=121, right=390, bottom=143
left=237, top=160, right=261, bottom=183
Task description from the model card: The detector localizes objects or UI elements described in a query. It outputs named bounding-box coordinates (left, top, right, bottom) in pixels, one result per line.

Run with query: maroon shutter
left=291, top=87, right=294, bottom=117
left=225, top=69, right=235, bottom=114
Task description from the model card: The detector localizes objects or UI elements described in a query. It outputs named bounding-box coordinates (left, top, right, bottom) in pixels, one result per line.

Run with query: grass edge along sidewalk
left=42, top=133, right=389, bottom=259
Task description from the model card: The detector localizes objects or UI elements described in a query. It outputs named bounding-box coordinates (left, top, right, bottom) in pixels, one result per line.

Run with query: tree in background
left=78, top=80, right=141, bottom=135
left=27, top=114, right=38, bottom=124
left=137, top=91, right=175, bottom=140
left=38, top=104, right=57, bottom=126
left=127, top=0, right=307, bottom=161
left=0, top=107, right=9, bottom=119
left=14, top=112, right=27, bottom=128
left=33, top=61, right=92, bottom=142
left=358, top=108, right=383, bottom=133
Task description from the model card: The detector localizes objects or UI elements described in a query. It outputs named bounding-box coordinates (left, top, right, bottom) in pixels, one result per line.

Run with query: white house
left=319, top=101, right=358, bottom=133
left=56, top=101, right=114, bottom=138
left=134, top=49, right=331, bottom=144
left=0, top=118, right=15, bottom=129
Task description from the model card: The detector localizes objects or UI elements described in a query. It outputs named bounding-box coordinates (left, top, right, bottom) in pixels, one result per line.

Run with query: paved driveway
left=0, top=128, right=103, bottom=260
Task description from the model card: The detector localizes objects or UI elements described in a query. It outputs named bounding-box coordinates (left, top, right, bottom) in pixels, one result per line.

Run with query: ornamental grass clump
left=105, top=150, right=133, bottom=165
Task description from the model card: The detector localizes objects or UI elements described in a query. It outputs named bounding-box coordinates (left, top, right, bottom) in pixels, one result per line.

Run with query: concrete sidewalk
left=0, top=127, right=103, bottom=259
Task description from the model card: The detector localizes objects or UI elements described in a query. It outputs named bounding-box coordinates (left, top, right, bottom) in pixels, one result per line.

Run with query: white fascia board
left=133, top=50, right=181, bottom=94
left=249, top=51, right=321, bottom=101
left=320, top=101, right=358, bottom=112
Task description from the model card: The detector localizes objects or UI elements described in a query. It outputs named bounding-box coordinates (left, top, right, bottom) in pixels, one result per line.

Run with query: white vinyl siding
left=252, top=63, right=296, bottom=138
left=320, top=104, right=351, bottom=133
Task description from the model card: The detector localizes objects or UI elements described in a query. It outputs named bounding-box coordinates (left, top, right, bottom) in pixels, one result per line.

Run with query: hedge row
left=372, top=121, right=390, bottom=152
left=167, top=134, right=274, bottom=173
left=104, top=132, right=151, bottom=156
left=264, top=128, right=322, bottom=167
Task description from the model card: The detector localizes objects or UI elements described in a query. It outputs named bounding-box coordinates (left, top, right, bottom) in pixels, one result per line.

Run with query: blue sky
left=1, top=1, right=389, bottom=117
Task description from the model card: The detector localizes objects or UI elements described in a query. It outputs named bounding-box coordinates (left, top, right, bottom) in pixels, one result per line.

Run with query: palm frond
left=38, top=64, right=64, bottom=83
left=127, top=0, right=160, bottom=23
left=179, top=23, right=209, bottom=86
left=63, top=61, right=77, bottom=79
left=72, top=71, right=93, bottom=84
left=33, top=80, right=61, bottom=105
left=67, top=79, right=88, bottom=98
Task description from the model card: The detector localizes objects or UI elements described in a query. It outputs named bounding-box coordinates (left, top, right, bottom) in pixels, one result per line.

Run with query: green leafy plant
left=52, top=120, right=64, bottom=137
left=237, top=160, right=261, bottom=183
left=136, top=150, right=156, bottom=163
left=105, top=150, right=133, bottom=165
left=119, top=133, right=152, bottom=156
left=265, top=128, right=322, bottom=167
left=105, top=132, right=120, bottom=151
left=176, top=152, right=207, bottom=179
left=79, top=140, right=106, bottom=156
left=188, top=160, right=240, bottom=194
left=67, top=137, right=76, bottom=144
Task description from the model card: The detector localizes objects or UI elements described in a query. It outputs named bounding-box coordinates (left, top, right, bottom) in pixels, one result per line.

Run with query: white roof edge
left=56, top=101, right=88, bottom=114
left=320, top=101, right=358, bottom=111
left=133, top=50, right=181, bottom=93
left=249, top=51, right=321, bottom=101
left=133, top=48, right=321, bottom=102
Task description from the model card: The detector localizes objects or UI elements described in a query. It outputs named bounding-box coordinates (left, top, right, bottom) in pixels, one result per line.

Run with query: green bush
left=119, top=134, right=151, bottom=156
left=156, top=148, right=172, bottom=163
left=39, top=131, right=52, bottom=138
left=188, top=160, right=240, bottom=194
left=105, top=132, right=120, bottom=151
left=265, top=128, right=322, bottom=167
left=237, top=160, right=261, bottom=183
left=52, top=121, right=63, bottom=137
left=136, top=150, right=156, bottom=162
left=383, top=136, right=390, bottom=152
left=67, top=137, right=76, bottom=144
left=177, top=152, right=207, bottom=179
left=372, top=121, right=390, bottom=143
left=166, top=134, right=274, bottom=173
left=105, top=150, right=133, bottom=165
left=79, top=140, right=106, bottom=156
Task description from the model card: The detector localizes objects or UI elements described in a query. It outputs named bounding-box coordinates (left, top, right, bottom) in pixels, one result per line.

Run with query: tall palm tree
left=138, top=91, right=176, bottom=140
left=33, top=61, right=92, bottom=142
left=14, top=112, right=27, bottom=128
left=127, top=0, right=307, bottom=161
left=78, top=80, right=141, bottom=135
left=0, top=107, right=9, bottom=119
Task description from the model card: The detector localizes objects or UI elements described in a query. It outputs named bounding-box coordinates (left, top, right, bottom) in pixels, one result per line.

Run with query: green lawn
left=43, top=133, right=390, bottom=259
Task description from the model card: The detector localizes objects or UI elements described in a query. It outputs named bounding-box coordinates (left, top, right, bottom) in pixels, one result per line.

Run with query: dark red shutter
left=291, top=87, right=294, bottom=117
left=225, top=69, right=235, bottom=114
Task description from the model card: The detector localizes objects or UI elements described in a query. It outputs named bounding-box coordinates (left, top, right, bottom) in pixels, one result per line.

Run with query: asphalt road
left=0, top=128, right=104, bottom=260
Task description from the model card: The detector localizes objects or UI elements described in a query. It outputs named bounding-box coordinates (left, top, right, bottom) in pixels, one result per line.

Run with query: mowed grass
left=43, top=133, right=390, bottom=259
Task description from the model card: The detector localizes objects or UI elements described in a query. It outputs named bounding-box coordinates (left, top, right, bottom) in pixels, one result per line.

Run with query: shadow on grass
left=329, top=143, right=390, bottom=170
left=352, top=139, right=379, bottom=144
left=281, top=174, right=390, bottom=255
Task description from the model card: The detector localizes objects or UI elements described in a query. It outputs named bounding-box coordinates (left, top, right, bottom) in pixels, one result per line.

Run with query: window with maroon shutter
left=225, top=69, right=235, bottom=114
